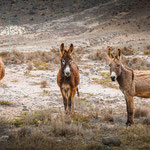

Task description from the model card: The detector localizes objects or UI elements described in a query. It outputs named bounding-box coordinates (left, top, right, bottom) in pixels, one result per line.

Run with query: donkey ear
left=107, top=48, right=111, bottom=57
left=60, top=43, right=65, bottom=56
left=116, top=48, right=121, bottom=60
left=107, top=47, right=114, bottom=59
left=68, top=43, right=74, bottom=55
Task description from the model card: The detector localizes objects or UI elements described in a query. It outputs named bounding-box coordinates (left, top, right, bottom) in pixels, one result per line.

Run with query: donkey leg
left=125, top=94, right=134, bottom=126
left=71, top=87, right=77, bottom=113
left=69, top=88, right=76, bottom=114
left=68, top=96, right=72, bottom=114
left=63, top=97, right=69, bottom=113
left=61, top=89, right=69, bottom=114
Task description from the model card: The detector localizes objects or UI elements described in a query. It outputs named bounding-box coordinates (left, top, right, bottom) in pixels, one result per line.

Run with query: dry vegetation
left=143, top=45, right=150, bottom=55
left=121, top=46, right=136, bottom=56
left=0, top=105, right=150, bottom=150
left=0, top=100, right=13, bottom=106
left=123, top=57, right=150, bottom=70
left=88, top=49, right=107, bottom=61
left=134, top=107, right=149, bottom=118
left=40, top=81, right=48, bottom=88
left=87, top=46, right=150, bottom=71
left=0, top=47, right=82, bottom=67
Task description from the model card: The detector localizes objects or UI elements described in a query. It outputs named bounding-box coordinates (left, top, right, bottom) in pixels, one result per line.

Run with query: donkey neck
left=117, top=64, right=133, bottom=88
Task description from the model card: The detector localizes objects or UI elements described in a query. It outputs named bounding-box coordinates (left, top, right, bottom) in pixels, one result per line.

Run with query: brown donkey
left=57, top=43, right=80, bottom=114
left=107, top=48, right=150, bottom=125
left=0, top=58, right=5, bottom=80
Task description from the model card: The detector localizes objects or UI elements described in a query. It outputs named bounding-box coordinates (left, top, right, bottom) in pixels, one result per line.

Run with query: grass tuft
left=0, top=100, right=13, bottom=106
left=134, top=107, right=149, bottom=118
left=40, top=81, right=48, bottom=88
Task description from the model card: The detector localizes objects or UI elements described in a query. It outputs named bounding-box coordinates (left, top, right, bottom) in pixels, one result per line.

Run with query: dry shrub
left=120, top=124, right=150, bottom=147
left=146, top=45, right=150, bottom=50
left=32, top=61, right=51, bottom=70
left=40, top=81, right=48, bottom=88
left=134, top=107, right=149, bottom=118
left=143, top=116, right=150, bottom=125
left=143, top=49, right=150, bottom=55
left=88, top=50, right=107, bottom=61
left=103, top=109, right=114, bottom=123
left=121, top=46, right=135, bottom=55
left=0, top=49, right=60, bottom=65
left=26, top=63, right=33, bottom=71
left=106, top=46, right=135, bottom=56
left=0, top=100, right=13, bottom=106
left=0, top=48, right=81, bottom=66
left=123, top=57, right=150, bottom=70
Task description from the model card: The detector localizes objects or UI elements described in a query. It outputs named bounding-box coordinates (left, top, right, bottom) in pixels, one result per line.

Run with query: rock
left=102, top=137, right=121, bottom=146
left=0, top=135, right=9, bottom=142
left=22, top=106, right=29, bottom=111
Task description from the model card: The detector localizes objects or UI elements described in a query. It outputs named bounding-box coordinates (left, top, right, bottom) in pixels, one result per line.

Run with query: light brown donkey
left=107, top=48, right=150, bottom=125
left=57, top=43, right=80, bottom=114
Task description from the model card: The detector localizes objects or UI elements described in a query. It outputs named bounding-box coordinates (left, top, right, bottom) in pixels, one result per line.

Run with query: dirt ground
left=0, top=0, right=150, bottom=149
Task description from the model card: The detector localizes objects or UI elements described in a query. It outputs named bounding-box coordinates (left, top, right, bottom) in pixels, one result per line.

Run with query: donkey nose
left=66, top=72, right=70, bottom=76
left=111, top=76, right=116, bottom=81
left=64, top=66, right=71, bottom=76
left=110, top=72, right=117, bottom=81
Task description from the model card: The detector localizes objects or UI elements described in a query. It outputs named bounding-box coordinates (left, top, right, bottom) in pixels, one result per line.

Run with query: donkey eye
left=117, top=64, right=120, bottom=67
left=62, top=60, right=65, bottom=65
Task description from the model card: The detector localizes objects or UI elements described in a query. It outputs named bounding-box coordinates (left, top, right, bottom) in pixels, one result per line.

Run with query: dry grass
left=24, top=72, right=38, bottom=77
left=0, top=48, right=82, bottom=66
left=0, top=100, right=13, bottom=106
left=121, top=46, right=135, bottom=55
left=143, top=116, right=150, bottom=125
left=143, top=49, right=150, bottom=55
left=1, top=106, right=150, bottom=150
left=26, top=63, right=33, bottom=71
left=134, top=107, right=149, bottom=118
left=0, top=49, right=60, bottom=65
left=40, top=81, right=48, bottom=88
left=88, top=49, right=106, bottom=61
left=103, top=109, right=114, bottom=123
left=106, top=46, right=135, bottom=56
left=123, top=57, right=150, bottom=70
left=144, top=45, right=150, bottom=55
left=119, top=124, right=150, bottom=148
left=43, top=90, right=50, bottom=95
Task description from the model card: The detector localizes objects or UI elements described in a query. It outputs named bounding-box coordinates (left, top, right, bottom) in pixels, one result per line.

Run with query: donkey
left=107, top=48, right=150, bottom=125
left=0, top=58, right=5, bottom=80
left=57, top=43, right=80, bottom=114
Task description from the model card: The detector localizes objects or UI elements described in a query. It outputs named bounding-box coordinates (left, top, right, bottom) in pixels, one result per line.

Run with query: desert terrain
left=0, top=0, right=150, bottom=149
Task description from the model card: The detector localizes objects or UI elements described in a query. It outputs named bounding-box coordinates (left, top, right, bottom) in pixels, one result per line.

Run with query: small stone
left=22, top=106, right=28, bottom=111
left=102, top=137, right=121, bottom=146
left=0, top=135, right=9, bottom=142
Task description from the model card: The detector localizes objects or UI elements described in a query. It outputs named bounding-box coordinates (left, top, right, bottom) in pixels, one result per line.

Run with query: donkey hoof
left=126, top=121, right=134, bottom=126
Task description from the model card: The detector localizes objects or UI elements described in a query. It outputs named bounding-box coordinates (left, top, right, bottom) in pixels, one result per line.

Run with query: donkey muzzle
left=110, top=72, right=117, bottom=81
left=111, top=76, right=116, bottom=81
left=64, top=66, right=71, bottom=77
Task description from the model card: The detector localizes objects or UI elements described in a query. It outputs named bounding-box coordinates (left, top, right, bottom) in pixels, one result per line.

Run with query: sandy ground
left=0, top=0, right=150, bottom=120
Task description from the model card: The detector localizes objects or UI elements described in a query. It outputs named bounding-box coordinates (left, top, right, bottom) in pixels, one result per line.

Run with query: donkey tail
left=77, top=87, right=80, bottom=97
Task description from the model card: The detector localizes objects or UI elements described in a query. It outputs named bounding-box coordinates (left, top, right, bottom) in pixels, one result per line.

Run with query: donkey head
left=60, top=43, right=74, bottom=77
left=107, top=48, right=122, bottom=81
